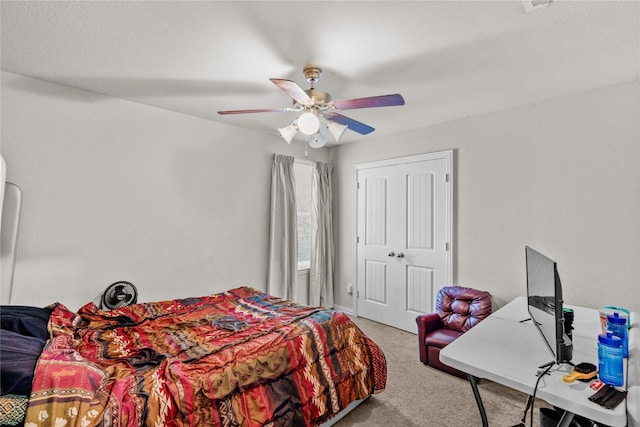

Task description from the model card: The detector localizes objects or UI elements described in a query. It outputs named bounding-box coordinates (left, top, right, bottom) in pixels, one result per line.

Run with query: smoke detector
left=522, top=0, right=556, bottom=13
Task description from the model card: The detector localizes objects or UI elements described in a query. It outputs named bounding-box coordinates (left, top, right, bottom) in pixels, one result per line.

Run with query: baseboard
left=333, top=304, right=354, bottom=316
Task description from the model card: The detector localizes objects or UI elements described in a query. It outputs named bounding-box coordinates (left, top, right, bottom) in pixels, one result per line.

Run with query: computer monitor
left=525, top=246, right=573, bottom=365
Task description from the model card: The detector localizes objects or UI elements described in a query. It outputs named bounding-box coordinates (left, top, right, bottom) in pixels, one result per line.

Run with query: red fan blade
left=217, top=108, right=290, bottom=115
left=270, top=78, right=312, bottom=105
left=325, top=113, right=375, bottom=135
left=331, top=94, right=404, bottom=110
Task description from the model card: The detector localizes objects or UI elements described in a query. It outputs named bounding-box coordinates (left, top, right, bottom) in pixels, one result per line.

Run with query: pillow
left=0, top=394, right=29, bottom=426
left=0, top=305, right=52, bottom=340
left=0, top=329, right=46, bottom=395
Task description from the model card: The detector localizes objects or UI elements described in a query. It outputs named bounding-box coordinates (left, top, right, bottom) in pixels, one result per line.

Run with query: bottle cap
left=598, top=332, right=622, bottom=347
left=607, top=312, right=627, bottom=325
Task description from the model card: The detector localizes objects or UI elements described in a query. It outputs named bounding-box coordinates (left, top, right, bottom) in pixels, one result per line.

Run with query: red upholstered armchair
left=416, top=286, right=492, bottom=378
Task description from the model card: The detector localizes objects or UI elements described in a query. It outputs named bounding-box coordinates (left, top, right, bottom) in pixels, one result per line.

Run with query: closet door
left=356, top=164, right=403, bottom=328
left=355, top=152, right=452, bottom=333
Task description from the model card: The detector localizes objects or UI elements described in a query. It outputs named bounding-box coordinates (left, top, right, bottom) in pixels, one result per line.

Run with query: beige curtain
left=266, top=154, right=297, bottom=300
left=309, top=161, right=334, bottom=307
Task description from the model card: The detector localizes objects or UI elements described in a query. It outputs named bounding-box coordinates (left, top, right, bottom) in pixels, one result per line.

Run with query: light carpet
left=337, top=316, right=550, bottom=427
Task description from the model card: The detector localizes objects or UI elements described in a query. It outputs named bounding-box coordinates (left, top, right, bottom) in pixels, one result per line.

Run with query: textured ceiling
left=2, top=1, right=639, bottom=145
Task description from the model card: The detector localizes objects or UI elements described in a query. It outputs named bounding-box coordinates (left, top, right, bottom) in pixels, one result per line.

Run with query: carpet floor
left=336, top=316, right=550, bottom=427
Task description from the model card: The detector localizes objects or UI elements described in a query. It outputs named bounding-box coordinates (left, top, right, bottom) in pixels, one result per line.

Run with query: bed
left=0, top=286, right=386, bottom=427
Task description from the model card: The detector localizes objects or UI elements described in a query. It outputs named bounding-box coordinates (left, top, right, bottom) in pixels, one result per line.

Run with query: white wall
left=0, top=72, right=328, bottom=310
left=3, top=72, right=639, bottom=314
left=331, top=79, right=640, bottom=312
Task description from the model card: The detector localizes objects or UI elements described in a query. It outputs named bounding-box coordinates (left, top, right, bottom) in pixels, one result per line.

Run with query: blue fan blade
left=325, top=113, right=375, bottom=135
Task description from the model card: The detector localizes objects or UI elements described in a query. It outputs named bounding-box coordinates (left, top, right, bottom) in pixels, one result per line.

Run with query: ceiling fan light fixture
left=297, top=111, right=320, bottom=135
left=327, top=121, right=348, bottom=142
left=278, top=123, right=298, bottom=144
left=307, top=132, right=326, bottom=149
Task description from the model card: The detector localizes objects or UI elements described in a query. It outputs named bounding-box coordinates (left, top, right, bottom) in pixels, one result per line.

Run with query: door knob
left=396, top=252, right=405, bottom=258
left=388, top=251, right=395, bottom=257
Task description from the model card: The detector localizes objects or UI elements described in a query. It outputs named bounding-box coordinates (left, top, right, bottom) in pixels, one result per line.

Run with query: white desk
left=440, top=297, right=627, bottom=427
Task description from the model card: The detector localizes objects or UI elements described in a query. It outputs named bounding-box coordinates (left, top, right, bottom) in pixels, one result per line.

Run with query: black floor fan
left=100, top=281, right=138, bottom=310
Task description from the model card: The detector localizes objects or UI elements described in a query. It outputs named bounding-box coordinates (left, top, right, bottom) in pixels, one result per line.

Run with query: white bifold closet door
left=355, top=151, right=452, bottom=333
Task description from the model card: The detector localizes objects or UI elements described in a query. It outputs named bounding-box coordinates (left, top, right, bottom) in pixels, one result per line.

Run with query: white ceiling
left=2, top=1, right=639, bottom=145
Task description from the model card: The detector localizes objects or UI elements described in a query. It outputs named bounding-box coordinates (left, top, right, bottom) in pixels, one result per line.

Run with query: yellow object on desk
left=562, top=362, right=598, bottom=383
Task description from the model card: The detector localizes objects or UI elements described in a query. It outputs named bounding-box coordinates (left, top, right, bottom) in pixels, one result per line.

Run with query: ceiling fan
left=217, top=66, right=405, bottom=148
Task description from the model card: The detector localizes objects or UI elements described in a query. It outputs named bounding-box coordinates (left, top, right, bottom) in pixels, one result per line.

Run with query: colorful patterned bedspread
left=23, top=287, right=386, bottom=427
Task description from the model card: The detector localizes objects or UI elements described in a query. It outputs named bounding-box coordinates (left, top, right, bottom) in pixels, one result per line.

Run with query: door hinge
left=357, top=182, right=360, bottom=189
left=445, top=242, right=450, bottom=251
left=445, top=173, right=450, bottom=182
left=357, top=236, right=360, bottom=243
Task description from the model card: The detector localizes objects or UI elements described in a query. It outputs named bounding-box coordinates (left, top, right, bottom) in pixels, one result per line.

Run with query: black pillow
left=0, top=329, right=46, bottom=395
left=0, top=306, right=52, bottom=340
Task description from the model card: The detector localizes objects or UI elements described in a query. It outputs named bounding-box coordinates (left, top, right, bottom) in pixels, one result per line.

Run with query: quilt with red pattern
left=23, top=287, right=386, bottom=427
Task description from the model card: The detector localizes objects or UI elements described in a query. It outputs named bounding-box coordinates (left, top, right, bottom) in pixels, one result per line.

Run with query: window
left=294, top=161, right=312, bottom=270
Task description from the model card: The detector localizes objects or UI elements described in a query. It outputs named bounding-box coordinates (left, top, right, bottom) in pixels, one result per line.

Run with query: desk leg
left=467, top=374, right=489, bottom=427
left=556, top=411, right=575, bottom=427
